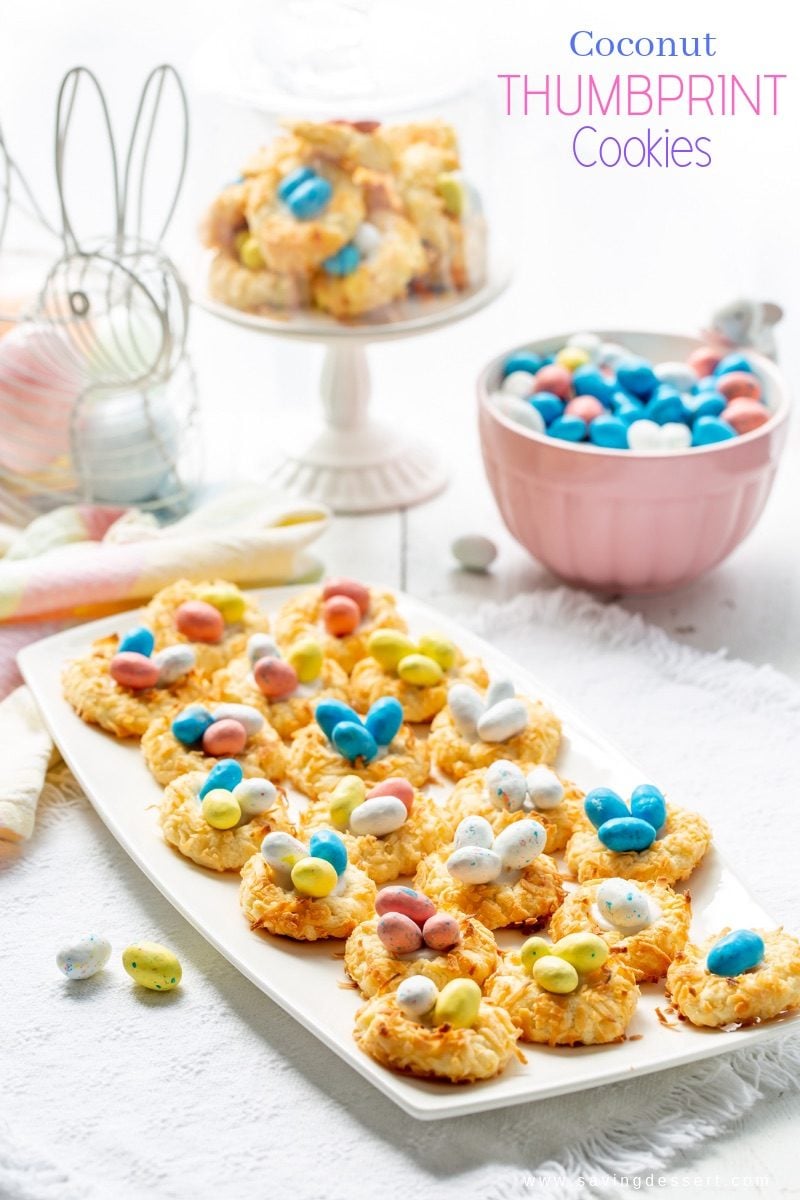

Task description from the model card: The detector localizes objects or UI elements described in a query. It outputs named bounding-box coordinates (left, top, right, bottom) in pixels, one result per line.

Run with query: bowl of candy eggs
left=478, top=331, right=790, bottom=593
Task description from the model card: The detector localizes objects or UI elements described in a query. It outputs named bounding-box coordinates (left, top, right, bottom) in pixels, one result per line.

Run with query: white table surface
left=3, top=0, right=800, bottom=1191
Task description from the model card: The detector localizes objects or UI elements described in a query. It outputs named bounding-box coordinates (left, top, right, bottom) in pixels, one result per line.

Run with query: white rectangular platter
left=19, top=586, right=799, bottom=1120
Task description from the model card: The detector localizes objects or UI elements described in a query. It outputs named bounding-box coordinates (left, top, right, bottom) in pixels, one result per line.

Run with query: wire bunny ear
left=122, top=65, right=189, bottom=245
left=54, top=66, right=123, bottom=253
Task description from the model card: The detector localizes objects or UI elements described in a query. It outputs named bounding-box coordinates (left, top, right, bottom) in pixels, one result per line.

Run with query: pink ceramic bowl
left=478, top=331, right=790, bottom=594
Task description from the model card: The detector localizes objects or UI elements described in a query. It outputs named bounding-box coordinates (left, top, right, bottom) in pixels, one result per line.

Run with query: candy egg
left=286, top=637, right=323, bottom=683
left=503, top=350, right=543, bottom=377
left=486, top=678, right=515, bottom=707
left=533, top=955, right=579, bottom=994
left=376, top=911, right=424, bottom=955
left=247, top=633, right=280, bottom=665
left=525, top=765, right=564, bottom=811
left=519, top=936, right=550, bottom=974
left=596, top=878, right=653, bottom=931
left=548, top=415, right=587, bottom=442
left=691, top=416, right=736, bottom=446
left=261, top=831, right=307, bottom=876
left=723, top=398, right=770, bottom=434
left=323, top=242, right=361, bottom=277
left=308, top=829, right=348, bottom=876
left=566, top=396, right=604, bottom=424
left=316, top=699, right=362, bottom=741
left=416, top=634, right=457, bottom=672
left=647, top=392, right=688, bottom=426
left=376, top=887, right=437, bottom=926
left=202, top=718, right=247, bottom=757
left=364, top=697, right=403, bottom=746
left=153, top=644, right=196, bottom=686
left=688, top=346, right=721, bottom=376
left=716, top=371, right=762, bottom=402
left=476, top=698, right=528, bottom=743
left=349, top=795, right=408, bottom=837
left=454, top=815, right=495, bottom=850
left=706, top=929, right=765, bottom=977
left=436, top=172, right=465, bottom=216
left=433, top=978, right=481, bottom=1029
left=110, top=651, right=160, bottom=691
left=253, top=656, right=298, bottom=700
left=598, top=341, right=628, bottom=368
left=485, top=760, right=528, bottom=813
left=630, top=783, right=667, bottom=833
left=496, top=393, right=546, bottom=434
left=556, top=346, right=591, bottom=372
left=332, top=720, right=378, bottom=763
left=616, top=357, right=657, bottom=399
left=422, top=912, right=461, bottom=952
left=493, top=819, right=546, bottom=869
left=329, top=775, right=367, bottom=829
left=238, top=235, right=265, bottom=270
left=122, top=942, right=182, bottom=991
left=285, top=175, right=333, bottom=220
left=660, top=422, right=692, bottom=451
left=175, top=600, right=225, bottom=644
left=568, top=332, right=601, bottom=359
left=571, top=365, right=616, bottom=405
left=448, top=683, right=485, bottom=738
left=199, top=758, right=244, bottom=799
left=502, top=370, right=536, bottom=398
left=396, top=975, right=438, bottom=1019
left=584, top=787, right=629, bottom=830
left=396, top=653, right=443, bottom=687
left=368, top=629, right=416, bottom=671
left=654, top=361, right=698, bottom=392
left=119, top=625, right=155, bottom=657
left=322, top=577, right=370, bottom=617
left=291, top=856, right=338, bottom=898
left=233, top=778, right=278, bottom=820
left=354, top=222, right=381, bottom=257
left=446, top=845, right=502, bottom=885
left=367, top=778, right=415, bottom=814
left=529, top=392, right=564, bottom=425
left=598, top=816, right=657, bottom=853
left=277, top=166, right=315, bottom=201
left=451, top=533, right=498, bottom=573
left=322, top=595, right=361, bottom=637
left=196, top=583, right=246, bottom=623
left=589, top=415, right=629, bottom=449
left=202, top=789, right=242, bottom=829
left=210, top=703, right=264, bottom=737
left=533, top=364, right=573, bottom=400
left=685, top=392, right=726, bottom=421
left=553, top=932, right=609, bottom=973
left=714, top=353, right=754, bottom=377
left=56, top=935, right=111, bottom=980
left=627, top=419, right=664, bottom=452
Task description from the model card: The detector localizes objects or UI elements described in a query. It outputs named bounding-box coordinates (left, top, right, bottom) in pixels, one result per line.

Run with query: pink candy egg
left=375, top=886, right=437, bottom=926
left=687, top=346, right=721, bottom=376
left=322, top=577, right=370, bottom=617
left=175, top=600, right=225, bottom=644
left=322, top=595, right=361, bottom=637
left=565, top=396, right=605, bottom=423
left=202, top=718, right=247, bottom=756
left=110, top=651, right=160, bottom=690
left=376, top=911, right=424, bottom=955
left=253, top=657, right=298, bottom=700
left=367, top=777, right=415, bottom=814
left=716, top=372, right=762, bottom=402
left=533, top=364, right=573, bottom=401
left=723, top=398, right=770, bottom=434
left=422, top=912, right=461, bottom=952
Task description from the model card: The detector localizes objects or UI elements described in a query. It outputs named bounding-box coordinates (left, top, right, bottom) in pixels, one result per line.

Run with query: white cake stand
left=195, top=265, right=509, bottom=513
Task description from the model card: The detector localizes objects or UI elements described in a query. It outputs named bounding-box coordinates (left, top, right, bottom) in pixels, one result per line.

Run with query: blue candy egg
left=316, top=699, right=363, bottom=742
left=692, top=416, right=737, bottom=447
left=332, top=720, right=378, bottom=763
left=630, top=783, right=667, bottom=833
left=172, top=705, right=214, bottom=746
left=119, top=625, right=155, bottom=657
left=616, top=358, right=658, bottom=399
left=529, top=392, right=564, bottom=426
left=610, top=393, right=646, bottom=425
left=572, top=366, right=616, bottom=406
left=277, top=167, right=315, bottom=202
left=540, top=354, right=556, bottom=367
left=549, top=415, right=587, bottom=442
left=589, top=414, right=629, bottom=449
left=323, top=243, right=361, bottom=277
left=714, top=353, right=754, bottom=377
left=706, top=929, right=765, bottom=977
left=585, top=788, right=629, bottom=830
left=646, top=391, right=688, bottom=426
left=598, top=816, right=657, bottom=853
left=309, top=829, right=348, bottom=876
left=685, top=393, right=726, bottom=422
left=503, top=351, right=542, bottom=378
left=694, top=374, right=723, bottom=393
left=365, top=696, right=404, bottom=746
left=199, top=758, right=244, bottom=799
left=286, top=176, right=333, bottom=220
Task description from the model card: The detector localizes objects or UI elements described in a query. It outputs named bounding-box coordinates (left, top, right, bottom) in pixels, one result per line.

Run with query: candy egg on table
left=122, top=942, right=182, bottom=992
left=451, top=533, right=498, bottom=573
left=56, top=935, right=111, bottom=980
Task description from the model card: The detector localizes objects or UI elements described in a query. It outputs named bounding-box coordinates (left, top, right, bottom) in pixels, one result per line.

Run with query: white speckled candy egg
left=525, top=765, right=564, bottom=811
left=654, top=361, right=697, bottom=393
left=501, top=370, right=536, bottom=398
left=485, top=760, right=528, bottom=812
left=56, top=935, right=111, bottom=980
left=211, top=703, right=265, bottom=737
left=486, top=678, right=515, bottom=708
left=451, top=534, right=498, bottom=574
left=447, top=845, right=502, bottom=884
left=496, top=392, right=545, bottom=434
left=396, top=975, right=438, bottom=1020
left=477, top=698, right=528, bottom=743
left=247, top=633, right=279, bottom=665
left=493, top=819, right=546, bottom=870
left=660, top=422, right=692, bottom=451
left=261, top=831, right=307, bottom=880
left=354, top=221, right=381, bottom=257
left=349, top=795, right=408, bottom=837
left=454, top=814, right=495, bottom=850
left=153, top=645, right=195, bottom=687
left=233, top=778, right=278, bottom=820
left=447, top=683, right=485, bottom=739
left=596, top=878, right=653, bottom=931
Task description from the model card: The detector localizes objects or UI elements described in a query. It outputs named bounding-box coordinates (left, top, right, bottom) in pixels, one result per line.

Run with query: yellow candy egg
left=417, top=634, right=458, bottom=672
left=237, top=234, right=265, bottom=270
left=552, top=932, right=609, bottom=973
left=368, top=629, right=416, bottom=672
left=519, top=936, right=551, bottom=975
left=197, top=584, right=246, bottom=623
left=287, top=637, right=324, bottom=684
left=433, top=978, right=482, bottom=1029
left=533, top=955, right=579, bottom=994
left=122, top=942, right=182, bottom=992
left=291, top=856, right=338, bottom=898
left=201, top=789, right=242, bottom=830
left=328, top=774, right=367, bottom=831
left=397, top=654, right=444, bottom=687
left=555, top=346, right=590, bottom=372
